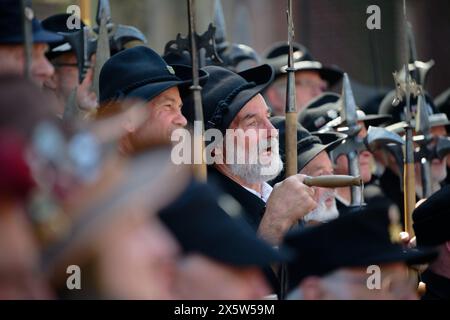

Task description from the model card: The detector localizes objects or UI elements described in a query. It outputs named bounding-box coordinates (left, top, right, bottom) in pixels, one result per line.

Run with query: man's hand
left=76, top=67, right=98, bottom=112
left=400, top=232, right=417, bottom=248
left=258, top=174, right=317, bottom=245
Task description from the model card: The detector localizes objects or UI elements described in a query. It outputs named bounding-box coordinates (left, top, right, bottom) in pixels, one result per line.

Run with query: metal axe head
left=365, top=126, right=404, bottom=152
left=96, top=0, right=112, bottom=26
left=397, top=59, right=435, bottom=89
left=112, top=24, right=148, bottom=52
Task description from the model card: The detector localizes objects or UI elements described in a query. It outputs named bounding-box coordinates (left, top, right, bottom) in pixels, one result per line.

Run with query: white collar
left=335, top=192, right=351, bottom=207
left=243, top=182, right=273, bottom=203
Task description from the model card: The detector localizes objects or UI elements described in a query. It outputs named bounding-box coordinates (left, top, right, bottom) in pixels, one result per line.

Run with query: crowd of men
left=1, top=0, right=449, bottom=300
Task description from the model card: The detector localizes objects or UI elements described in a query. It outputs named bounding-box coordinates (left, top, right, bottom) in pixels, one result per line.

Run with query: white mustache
left=257, top=138, right=279, bottom=156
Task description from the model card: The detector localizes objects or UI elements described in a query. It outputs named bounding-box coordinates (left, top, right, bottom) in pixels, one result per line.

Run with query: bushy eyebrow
left=158, top=95, right=182, bottom=107
left=241, top=113, right=258, bottom=122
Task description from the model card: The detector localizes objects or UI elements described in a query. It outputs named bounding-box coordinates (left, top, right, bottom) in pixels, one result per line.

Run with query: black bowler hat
left=41, top=13, right=86, bottom=60
left=298, top=92, right=391, bottom=132
left=270, top=116, right=345, bottom=184
left=298, top=93, right=341, bottom=132
left=183, top=64, right=274, bottom=134
left=263, top=41, right=343, bottom=86
left=379, top=90, right=450, bottom=132
left=413, top=185, right=450, bottom=247
left=99, top=46, right=208, bottom=104
left=158, top=180, right=290, bottom=267
left=282, top=201, right=437, bottom=290
left=0, top=0, right=63, bottom=44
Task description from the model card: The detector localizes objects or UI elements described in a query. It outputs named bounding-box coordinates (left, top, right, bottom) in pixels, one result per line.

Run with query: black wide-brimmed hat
left=183, top=64, right=274, bottom=134
left=413, top=185, right=450, bottom=247
left=41, top=13, right=86, bottom=60
left=269, top=116, right=345, bottom=185
left=379, top=90, right=450, bottom=132
left=0, top=0, right=63, bottom=44
left=298, top=93, right=341, bottom=132
left=158, top=180, right=290, bottom=267
left=282, top=201, right=437, bottom=290
left=263, top=41, right=343, bottom=86
left=99, top=46, right=208, bottom=104
left=298, top=92, right=391, bottom=132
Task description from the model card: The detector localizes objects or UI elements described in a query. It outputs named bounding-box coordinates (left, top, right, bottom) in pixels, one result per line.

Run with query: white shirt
left=243, top=182, right=273, bottom=203
left=335, top=192, right=351, bottom=207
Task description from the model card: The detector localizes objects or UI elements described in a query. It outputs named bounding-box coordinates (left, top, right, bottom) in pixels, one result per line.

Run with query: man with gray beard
left=271, top=117, right=345, bottom=225
left=183, top=65, right=316, bottom=240
left=182, top=65, right=317, bottom=297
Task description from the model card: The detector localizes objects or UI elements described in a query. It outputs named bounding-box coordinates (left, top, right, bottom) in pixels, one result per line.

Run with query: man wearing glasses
left=42, top=14, right=97, bottom=118
left=263, top=42, right=343, bottom=115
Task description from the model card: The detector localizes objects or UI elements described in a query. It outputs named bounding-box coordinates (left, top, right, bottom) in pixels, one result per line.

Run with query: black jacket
left=421, top=269, right=450, bottom=300
left=207, top=167, right=282, bottom=295
left=379, top=168, right=405, bottom=214
left=208, top=167, right=266, bottom=231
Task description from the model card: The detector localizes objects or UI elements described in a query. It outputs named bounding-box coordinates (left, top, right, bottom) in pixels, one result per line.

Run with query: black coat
left=379, top=168, right=405, bottom=214
left=379, top=168, right=421, bottom=227
left=207, top=167, right=281, bottom=296
left=421, top=269, right=450, bottom=300
left=208, top=167, right=266, bottom=231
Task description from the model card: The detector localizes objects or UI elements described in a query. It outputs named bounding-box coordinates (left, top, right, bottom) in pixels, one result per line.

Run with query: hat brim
left=2, top=26, right=64, bottom=44
left=317, top=67, right=344, bottom=87
left=360, top=114, right=392, bottom=127
left=297, top=133, right=345, bottom=171
left=205, top=218, right=292, bottom=267
left=287, top=244, right=436, bottom=289
left=125, top=65, right=208, bottom=102
left=220, top=64, right=274, bottom=130
left=281, top=61, right=343, bottom=87
left=385, top=119, right=450, bottom=134
left=327, top=113, right=392, bottom=129
left=353, top=245, right=437, bottom=268
left=159, top=178, right=290, bottom=268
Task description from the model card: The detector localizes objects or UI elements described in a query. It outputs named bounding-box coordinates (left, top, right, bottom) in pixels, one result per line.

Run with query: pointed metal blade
left=214, top=0, right=227, bottom=45
left=92, top=2, right=111, bottom=99
left=415, top=94, right=431, bottom=136
left=340, top=73, right=359, bottom=129
left=96, top=0, right=111, bottom=26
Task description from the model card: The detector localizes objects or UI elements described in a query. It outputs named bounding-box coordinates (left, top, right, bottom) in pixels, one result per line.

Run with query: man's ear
left=299, top=276, right=324, bottom=300
left=122, top=114, right=137, bottom=133
left=445, top=241, right=450, bottom=253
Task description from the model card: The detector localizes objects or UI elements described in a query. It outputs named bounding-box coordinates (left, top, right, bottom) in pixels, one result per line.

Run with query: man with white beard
left=270, top=117, right=344, bottom=225
left=182, top=65, right=317, bottom=296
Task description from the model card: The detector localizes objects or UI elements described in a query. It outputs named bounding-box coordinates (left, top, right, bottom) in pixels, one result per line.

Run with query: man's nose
left=33, top=55, right=55, bottom=84
left=174, top=111, right=188, bottom=128
left=264, top=119, right=277, bottom=139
